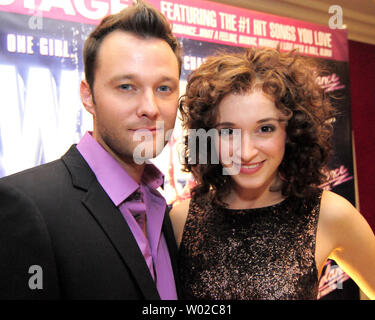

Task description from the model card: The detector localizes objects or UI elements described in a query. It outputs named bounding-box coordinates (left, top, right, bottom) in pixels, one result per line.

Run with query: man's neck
left=92, top=134, right=146, bottom=184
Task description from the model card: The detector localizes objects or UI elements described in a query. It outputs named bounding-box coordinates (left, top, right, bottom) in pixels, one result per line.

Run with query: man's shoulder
left=0, top=158, right=66, bottom=187
left=0, top=145, right=87, bottom=195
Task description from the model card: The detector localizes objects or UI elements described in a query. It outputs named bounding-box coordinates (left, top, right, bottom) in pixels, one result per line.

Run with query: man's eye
left=157, top=85, right=171, bottom=92
left=119, top=84, right=133, bottom=91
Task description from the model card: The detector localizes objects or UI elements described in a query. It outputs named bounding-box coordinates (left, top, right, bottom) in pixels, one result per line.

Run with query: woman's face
left=214, top=90, right=287, bottom=194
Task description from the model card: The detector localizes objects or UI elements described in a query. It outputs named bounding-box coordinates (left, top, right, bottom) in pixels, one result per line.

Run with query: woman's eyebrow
left=214, top=117, right=286, bottom=128
left=256, top=117, right=282, bottom=123
left=214, top=122, right=235, bottom=128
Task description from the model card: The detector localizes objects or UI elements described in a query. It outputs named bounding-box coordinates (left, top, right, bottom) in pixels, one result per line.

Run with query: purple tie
left=127, top=189, right=147, bottom=235
left=127, top=189, right=155, bottom=279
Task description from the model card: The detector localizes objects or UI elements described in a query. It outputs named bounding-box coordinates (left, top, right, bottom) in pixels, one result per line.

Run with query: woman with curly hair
left=170, top=47, right=375, bottom=300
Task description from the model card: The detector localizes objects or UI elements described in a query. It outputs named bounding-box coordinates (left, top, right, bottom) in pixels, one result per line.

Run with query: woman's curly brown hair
left=179, top=47, right=335, bottom=206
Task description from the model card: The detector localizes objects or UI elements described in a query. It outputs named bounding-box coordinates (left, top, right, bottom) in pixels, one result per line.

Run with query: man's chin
left=131, top=141, right=166, bottom=163
left=132, top=154, right=157, bottom=165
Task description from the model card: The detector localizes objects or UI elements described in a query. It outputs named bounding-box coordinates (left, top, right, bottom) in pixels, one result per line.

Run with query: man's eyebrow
left=107, top=74, right=134, bottom=84
left=109, top=74, right=178, bottom=83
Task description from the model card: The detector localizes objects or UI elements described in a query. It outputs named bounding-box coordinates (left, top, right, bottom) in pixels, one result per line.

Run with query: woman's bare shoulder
left=169, top=198, right=191, bottom=247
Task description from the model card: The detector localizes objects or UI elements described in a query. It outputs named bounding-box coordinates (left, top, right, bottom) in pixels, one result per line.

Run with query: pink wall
left=348, top=40, right=375, bottom=232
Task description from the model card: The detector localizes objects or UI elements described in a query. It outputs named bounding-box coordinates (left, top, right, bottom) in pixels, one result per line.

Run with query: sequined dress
left=178, top=190, right=323, bottom=300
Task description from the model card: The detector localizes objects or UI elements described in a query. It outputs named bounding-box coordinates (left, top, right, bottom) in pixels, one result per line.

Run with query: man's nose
left=136, top=89, right=160, bottom=119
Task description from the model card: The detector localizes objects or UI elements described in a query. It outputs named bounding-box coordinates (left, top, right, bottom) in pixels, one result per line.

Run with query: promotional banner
left=0, top=0, right=357, bottom=299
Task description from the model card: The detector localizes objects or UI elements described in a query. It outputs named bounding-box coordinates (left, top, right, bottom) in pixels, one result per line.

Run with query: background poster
left=0, top=0, right=357, bottom=299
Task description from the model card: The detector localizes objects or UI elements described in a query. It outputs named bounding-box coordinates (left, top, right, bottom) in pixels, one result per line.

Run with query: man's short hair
left=83, top=0, right=181, bottom=93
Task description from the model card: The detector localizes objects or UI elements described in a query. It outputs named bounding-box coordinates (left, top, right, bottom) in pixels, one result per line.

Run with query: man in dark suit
left=0, top=0, right=182, bottom=300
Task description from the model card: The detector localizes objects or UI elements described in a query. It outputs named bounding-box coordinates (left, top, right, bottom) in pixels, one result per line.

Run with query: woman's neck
left=224, top=185, right=285, bottom=210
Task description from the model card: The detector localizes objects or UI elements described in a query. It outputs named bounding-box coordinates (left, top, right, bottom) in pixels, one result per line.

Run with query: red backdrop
left=349, top=40, right=375, bottom=233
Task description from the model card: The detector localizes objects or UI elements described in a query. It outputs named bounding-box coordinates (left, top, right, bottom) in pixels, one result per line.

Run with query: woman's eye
left=259, top=125, right=275, bottom=133
left=219, top=128, right=234, bottom=136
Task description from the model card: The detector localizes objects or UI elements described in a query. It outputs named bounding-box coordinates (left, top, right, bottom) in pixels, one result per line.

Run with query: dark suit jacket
left=0, top=145, right=180, bottom=300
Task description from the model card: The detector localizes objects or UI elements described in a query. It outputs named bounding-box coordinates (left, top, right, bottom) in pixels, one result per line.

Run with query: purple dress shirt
left=77, top=132, right=177, bottom=300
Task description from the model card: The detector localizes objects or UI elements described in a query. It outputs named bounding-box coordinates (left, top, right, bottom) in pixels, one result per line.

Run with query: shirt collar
left=76, top=132, right=164, bottom=206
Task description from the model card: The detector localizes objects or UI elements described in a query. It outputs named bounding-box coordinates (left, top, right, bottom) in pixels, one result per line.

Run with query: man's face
left=81, top=30, right=180, bottom=165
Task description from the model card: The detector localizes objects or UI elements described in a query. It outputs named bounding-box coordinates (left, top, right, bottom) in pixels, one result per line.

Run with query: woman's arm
left=319, top=190, right=375, bottom=299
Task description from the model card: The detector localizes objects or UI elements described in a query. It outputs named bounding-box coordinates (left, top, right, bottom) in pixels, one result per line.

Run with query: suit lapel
left=82, top=183, right=160, bottom=299
left=62, top=145, right=160, bottom=300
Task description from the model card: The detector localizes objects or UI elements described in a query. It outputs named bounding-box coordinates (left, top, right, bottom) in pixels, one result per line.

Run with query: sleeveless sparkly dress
left=178, top=190, right=323, bottom=300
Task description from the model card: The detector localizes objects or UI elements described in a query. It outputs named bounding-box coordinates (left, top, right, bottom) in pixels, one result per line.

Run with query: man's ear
left=80, top=79, right=95, bottom=115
